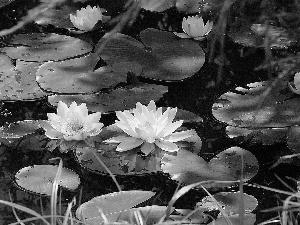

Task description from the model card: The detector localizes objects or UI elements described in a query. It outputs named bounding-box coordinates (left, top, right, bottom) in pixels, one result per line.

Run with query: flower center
left=65, top=118, right=85, bottom=134
left=143, top=121, right=152, bottom=129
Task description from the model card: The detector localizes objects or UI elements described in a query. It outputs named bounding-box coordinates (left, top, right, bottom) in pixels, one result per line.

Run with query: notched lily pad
left=36, top=54, right=141, bottom=94
left=213, top=81, right=300, bottom=128
left=161, top=146, right=259, bottom=187
left=1, top=33, right=92, bottom=62
left=15, top=165, right=80, bottom=196
left=98, top=28, right=205, bottom=80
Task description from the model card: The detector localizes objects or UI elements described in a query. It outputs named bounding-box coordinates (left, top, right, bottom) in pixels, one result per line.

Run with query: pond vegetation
left=0, top=0, right=300, bottom=224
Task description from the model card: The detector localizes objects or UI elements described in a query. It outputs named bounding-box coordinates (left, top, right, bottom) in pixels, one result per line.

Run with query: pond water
left=1, top=0, right=300, bottom=225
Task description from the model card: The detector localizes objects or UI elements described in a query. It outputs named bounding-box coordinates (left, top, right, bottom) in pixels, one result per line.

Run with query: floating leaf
left=34, top=6, right=75, bottom=28
left=161, top=146, right=258, bottom=187
left=36, top=55, right=141, bottom=94
left=208, top=213, right=256, bottom=225
left=1, top=33, right=92, bottom=62
left=0, top=55, right=48, bottom=100
left=76, top=145, right=161, bottom=175
left=173, top=209, right=209, bottom=223
left=76, top=190, right=155, bottom=223
left=227, top=126, right=287, bottom=145
left=209, top=147, right=259, bottom=181
left=139, top=0, right=175, bottom=12
left=47, top=83, right=168, bottom=112
left=199, top=191, right=258, bottom=215
left=98, top=28, right=205, bottom=80
left=0, top=120, right=40, bottom=139
left=85, top=205, right=169, bottom=225
left=176, top=0, right=203, bottom=13
left=15, top=165, right=80, bottom=196
left=228, top=22, right=297, bottom=49
left=212, top=81, right=300, bottom=128
left=287, top=126, right=300, bottom=153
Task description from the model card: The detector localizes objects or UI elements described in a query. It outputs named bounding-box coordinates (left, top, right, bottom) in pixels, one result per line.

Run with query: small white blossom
left=174, top=16, right=213, bottom=40
left=70, top=5, right=102, bottom=31
left=44, top=101, right=104, bottom=141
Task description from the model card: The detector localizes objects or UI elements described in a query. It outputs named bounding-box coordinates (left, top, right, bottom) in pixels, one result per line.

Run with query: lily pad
left=0, top=55, right=48, bottom=101
left=75, top=145, right=163, bottom=175
left=36, top=55, right=141, bottom=94
left=199, top=191, right=258, bottom=215
left=161, top=146, right=259, bottom=187
left=14, top=165, right=80, bottom=196
left=226, top=126, right=287, bottom=145
left=208, top=213, right=256, bottom=225
left=76, top=190, right=155, bottom=223
left=47, top=83, right=168, bottom=112
left=287, top=126, right=300, bottom=153
left=228, top=22, right=297, bottom=49
left=176, top=0, right=204, bottom=13
left=1, top=33, right=92, bottom=62
left=139, top=0, right=175, bottom=12
left=97, top=28, right=205, bottom=80
left=34, top=6, right=74, bottom=29
left=212, top=81, right=300, bottom=128
left=0, top=120, right=41, bottom=139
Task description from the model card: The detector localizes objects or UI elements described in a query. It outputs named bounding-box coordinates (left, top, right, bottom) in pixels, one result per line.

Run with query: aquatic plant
left=43, top=101, right=103, bottom=141
left=70, top=5, right=103, bottom=31
left=174, top=16, right=213, bottom=40
left=0, top=0, right=300, bottom=224
left=105, top=100, right=195, bottom=155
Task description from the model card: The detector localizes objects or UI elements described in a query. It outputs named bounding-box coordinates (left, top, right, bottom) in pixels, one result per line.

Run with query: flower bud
left=70, top=5, right=102, bottom=31
left=174, top=16, right=213, bottom=40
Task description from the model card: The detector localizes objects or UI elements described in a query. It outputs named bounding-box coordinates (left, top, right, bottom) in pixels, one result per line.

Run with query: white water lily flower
left=45, top=101, right=104, bottom=141
left=70, top=5, right=102, bottom=31
left=174, top=16, right=213, bottom=40
left=105, top=100, right=195, bottom=155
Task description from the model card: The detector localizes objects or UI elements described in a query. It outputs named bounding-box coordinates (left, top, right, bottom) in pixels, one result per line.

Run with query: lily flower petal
left=57, top=101, right=69, bottom=118
left=162, top=120, right=183, bottom=137
left=163, top=130, right=196, bottom=142
left=155, top=140, right=179, bottom=152
left=116, top=138, right=144, bottom=152
left=173, top=32, right=192, bottom=39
